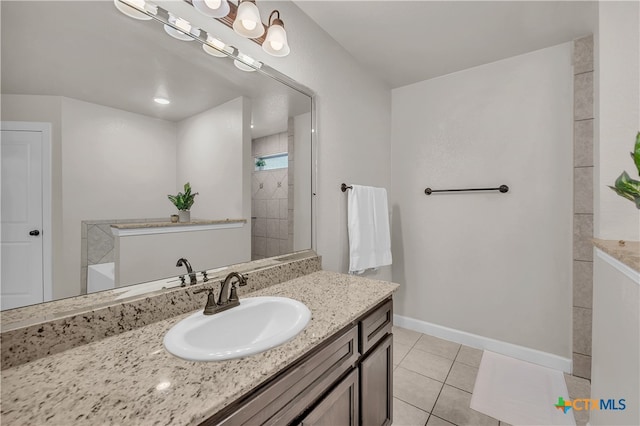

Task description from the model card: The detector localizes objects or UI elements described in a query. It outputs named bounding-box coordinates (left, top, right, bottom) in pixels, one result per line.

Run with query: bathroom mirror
left=0, top=0, right=314, bottom=312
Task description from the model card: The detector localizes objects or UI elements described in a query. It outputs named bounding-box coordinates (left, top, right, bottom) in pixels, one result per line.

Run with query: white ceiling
left=294, top=0, right=597, bottom=88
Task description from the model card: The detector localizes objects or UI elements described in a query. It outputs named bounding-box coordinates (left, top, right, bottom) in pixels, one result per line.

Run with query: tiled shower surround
left=251, top=119, right=295, bottom=259
left=572, top=35, right=594, bottom=380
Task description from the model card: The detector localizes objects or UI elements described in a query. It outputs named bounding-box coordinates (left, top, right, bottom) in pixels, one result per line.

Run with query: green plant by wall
left=256, top=158, right=266, bottom=167
left=609, top=132, right=640, bottom=209
left=168, top=182, right=198, bottom=211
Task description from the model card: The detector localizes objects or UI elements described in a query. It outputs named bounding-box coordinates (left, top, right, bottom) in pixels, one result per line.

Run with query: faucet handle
left=179, top=275, right=186, bottom=287
left=192, top=287, right=218, bottom=315
left=238, top=273, right=248, bottom=286
left=202, top=271, right=209, bottom=282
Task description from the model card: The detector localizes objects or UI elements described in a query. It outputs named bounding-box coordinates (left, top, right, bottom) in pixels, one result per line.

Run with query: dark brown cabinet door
left=360, top=334, right=393, bottom=426
left=299, top=369, right=359, bottom=426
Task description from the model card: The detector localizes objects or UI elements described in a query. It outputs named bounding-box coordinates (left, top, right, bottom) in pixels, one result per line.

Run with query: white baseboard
left=394, top=314, right=572, bottom=373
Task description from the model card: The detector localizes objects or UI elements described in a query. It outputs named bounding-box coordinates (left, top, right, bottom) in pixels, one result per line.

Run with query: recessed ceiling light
left=154, top=97, right=170, bottom=105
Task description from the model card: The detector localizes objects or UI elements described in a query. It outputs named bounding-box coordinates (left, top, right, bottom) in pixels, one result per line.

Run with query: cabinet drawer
left=359, top=299, right=392, bottom=355
left=298, top=368, right=359, bottom=426
left=211, top=325, right=359, bottom=426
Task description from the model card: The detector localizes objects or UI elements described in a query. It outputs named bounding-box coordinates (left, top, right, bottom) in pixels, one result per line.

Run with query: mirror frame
left=0, top=1, right=318, bottom=325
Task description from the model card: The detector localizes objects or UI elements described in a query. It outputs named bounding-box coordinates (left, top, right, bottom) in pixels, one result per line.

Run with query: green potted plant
left=168, top=182, right=198, bottom=222
left=609, top=132, right=640, bottom=209
left=255, top=158, right=266, bottom=170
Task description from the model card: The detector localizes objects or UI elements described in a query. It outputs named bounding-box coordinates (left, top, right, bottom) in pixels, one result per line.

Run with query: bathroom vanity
left=0, top=269, right=398, bottom=425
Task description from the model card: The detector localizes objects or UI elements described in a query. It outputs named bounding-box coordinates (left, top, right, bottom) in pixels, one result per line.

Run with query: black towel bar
left=424, top=185, right=509, bottom=195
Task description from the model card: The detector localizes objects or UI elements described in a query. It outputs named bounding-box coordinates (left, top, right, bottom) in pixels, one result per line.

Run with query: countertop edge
left=592, top=239, right=640, bottom=273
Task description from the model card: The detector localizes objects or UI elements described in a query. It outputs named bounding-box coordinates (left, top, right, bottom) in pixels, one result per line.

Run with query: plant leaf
left=609, top=185, right=636, bottom=202
left=615, top=171, right=640, bottom=195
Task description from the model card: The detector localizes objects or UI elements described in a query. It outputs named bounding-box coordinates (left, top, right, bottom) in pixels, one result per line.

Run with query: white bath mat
left=470, top=351, right=575, bottom=425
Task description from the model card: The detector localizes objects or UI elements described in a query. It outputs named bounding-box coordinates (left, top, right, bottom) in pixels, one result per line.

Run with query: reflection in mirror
left=0, top=0, right=313, bottom=312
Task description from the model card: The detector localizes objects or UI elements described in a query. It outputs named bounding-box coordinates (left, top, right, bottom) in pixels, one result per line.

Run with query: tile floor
left=392, top=326, right=592, bottom=426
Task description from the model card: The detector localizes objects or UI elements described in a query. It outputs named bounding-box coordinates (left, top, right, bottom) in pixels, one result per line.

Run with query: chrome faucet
left=176, top=257, right=197, bottom=286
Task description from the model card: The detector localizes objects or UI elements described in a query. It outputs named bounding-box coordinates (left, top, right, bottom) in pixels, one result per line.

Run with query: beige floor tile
left=456, top=346, right=483, bottom=368
left=394, top=326, right=422, bottom=347
left=394, top=342, right=412, bottom=366
left=564, top=373, right=591, bottom=399
left=445, top=362, right=478, bottom=393
left=400, top=348, right=454, bottom=382
left=393, top=398, right=430, bottom=426
left=432, top=385, right=499, bottom=426
left=414, top=334, right=461, bottom=360
left=426, top=415, right=456, bottom=425
left=394, top=366, right=443, bottom=413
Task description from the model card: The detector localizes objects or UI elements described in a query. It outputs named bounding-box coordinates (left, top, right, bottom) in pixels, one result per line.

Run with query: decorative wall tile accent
left=574, top=120, right=594, bottom=167
left=1, top=254, right=321, bottom=369
left=572, top=34, right=594, bottom=380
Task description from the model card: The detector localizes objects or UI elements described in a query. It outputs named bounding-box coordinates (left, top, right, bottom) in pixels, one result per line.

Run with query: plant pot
left=178, top=210, right=190, bottom=223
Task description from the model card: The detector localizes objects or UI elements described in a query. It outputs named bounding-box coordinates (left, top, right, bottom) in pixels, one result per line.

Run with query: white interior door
left=1, top=128, right=44, bottom=310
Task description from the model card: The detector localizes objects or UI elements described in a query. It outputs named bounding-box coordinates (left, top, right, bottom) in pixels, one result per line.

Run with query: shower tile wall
left=251, top=129, right=293, bottom=260
left=572, top=35, right=594, bottom=380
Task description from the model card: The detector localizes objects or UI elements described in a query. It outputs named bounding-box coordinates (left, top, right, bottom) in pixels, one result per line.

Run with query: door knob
left=29, top=230, right=40, bottom=236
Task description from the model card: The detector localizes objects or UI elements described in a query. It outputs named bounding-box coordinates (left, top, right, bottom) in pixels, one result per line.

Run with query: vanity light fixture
left=164, top=14, right=199, bottom=41
left=234, top=60, right=256, bottom=72
left=113, top=0, right=153, bottom=20
left=154, top=97, right=170, bottom=105
left=233, top=53, right=262, bottom=72
left=192, top=0, right=230, bottom=18
left=232, top=0, right=264, bottom=39
left=262, top=10, right=289, bottom=57
left=202, top=35, right=228, bottom=58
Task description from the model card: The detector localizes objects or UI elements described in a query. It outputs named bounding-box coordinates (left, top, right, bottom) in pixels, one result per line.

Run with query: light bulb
left=262, top=14, right=289, bottom=57
left=242, top=19, right=257, bottom=31
left=192, top=0, right=229, bottom=18
left=233, top=1, right=264, bottom=38
left=203, top=0, right=221, bottom=9
left=270, top=41, right=283, bottom=51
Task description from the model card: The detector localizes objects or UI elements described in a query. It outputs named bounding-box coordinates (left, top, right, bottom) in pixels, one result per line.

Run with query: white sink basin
left=163, top=296, right=311, bottom=361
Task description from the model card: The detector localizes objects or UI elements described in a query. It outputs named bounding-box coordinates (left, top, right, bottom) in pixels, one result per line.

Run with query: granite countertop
left=111, top=218, right=246, bottom=230
left=593, top=239, right=640, bottom=272
left=0, top=271, right=398, bottom=426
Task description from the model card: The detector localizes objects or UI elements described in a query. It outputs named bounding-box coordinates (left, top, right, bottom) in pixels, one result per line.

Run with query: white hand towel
left=347, top=185, right=392, bottom=274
